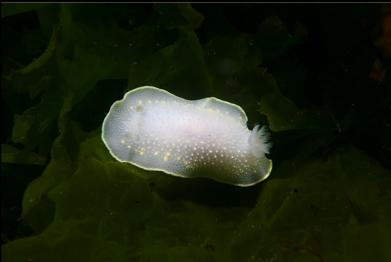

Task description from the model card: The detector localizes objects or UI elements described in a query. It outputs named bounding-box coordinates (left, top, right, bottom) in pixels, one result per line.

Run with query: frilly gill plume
left=248, top=124, right=272, bottom=158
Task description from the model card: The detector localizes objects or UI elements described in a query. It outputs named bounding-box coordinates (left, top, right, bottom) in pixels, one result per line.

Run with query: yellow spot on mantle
left=138, top=147, right=145, bottom=155
left=163, top=152, right=171, bottom=161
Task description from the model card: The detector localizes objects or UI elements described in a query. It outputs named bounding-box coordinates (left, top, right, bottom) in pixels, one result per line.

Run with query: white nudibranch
left=101, top=86, right=272, bottom=187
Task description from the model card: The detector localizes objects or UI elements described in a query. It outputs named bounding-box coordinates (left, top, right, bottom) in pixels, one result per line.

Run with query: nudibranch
left=101, top=86, right=272, bottom=187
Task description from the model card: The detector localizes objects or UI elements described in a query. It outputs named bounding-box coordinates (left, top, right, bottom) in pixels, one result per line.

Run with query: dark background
left=2, top=3, right=391, bottom=262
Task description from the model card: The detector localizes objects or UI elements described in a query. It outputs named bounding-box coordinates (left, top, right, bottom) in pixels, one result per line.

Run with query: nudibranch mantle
left=101, top=86, right=272, bottom=187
